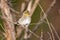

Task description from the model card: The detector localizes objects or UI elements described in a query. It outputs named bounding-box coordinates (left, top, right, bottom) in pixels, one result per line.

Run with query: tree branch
left=30, top=0, right=40, bottom=17
left=38, top=2, right=55, bottom=40
left=50, top=23, right=60, bottom=40
left=47, top=32, right=52, bottom=40
left=0, top=0, right=16, bottom=40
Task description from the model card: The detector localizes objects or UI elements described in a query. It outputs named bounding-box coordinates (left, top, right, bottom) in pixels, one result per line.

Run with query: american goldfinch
left=17, top=10, right=31, bottom=39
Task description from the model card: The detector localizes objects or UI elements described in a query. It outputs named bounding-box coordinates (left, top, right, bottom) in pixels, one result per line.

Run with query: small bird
left=17, top=10, right=31, bottom=26
left=17, top=10, right=31, bottom=39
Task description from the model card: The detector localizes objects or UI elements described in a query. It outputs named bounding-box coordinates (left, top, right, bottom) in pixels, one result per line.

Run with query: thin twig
left=20, top=26, right=40, bottom=39
left=0, top=30, right=5, bottom=40
left=29, top=0, right=56, bottom=36
left=28, top=0, right=56, bottom=39
left=9, top=7, right=20, bottom=14
left=21, top=26, right=40, bottom=39
left=28, top=29, right=40, bottom=38
left=39, top=0, right=56, bottom=21
left=24, top=25, right=28, bottom=40
left=38, top=3, right=55, bottom=40
left=16, top=25, right=23, bottom=38
left=27, top=0, right=56, bottom=39
left=28, top=12, right=45, bottom=38
left=47, top=32, right=52, bottom=40
left=0, top=30, right=5, bottom=37
left=28, top=20, right=45, bottom=38
left=40, top=29, right=43, bottom=40
left=46, top=0, right=56, bottom=14
left=50, top=23, right=60, bottom=40
left=0, top=23, right=6, bottom=32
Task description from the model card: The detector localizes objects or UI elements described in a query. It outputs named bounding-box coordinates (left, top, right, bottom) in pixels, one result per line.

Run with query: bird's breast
left=18, top=17, right=31, bottom=25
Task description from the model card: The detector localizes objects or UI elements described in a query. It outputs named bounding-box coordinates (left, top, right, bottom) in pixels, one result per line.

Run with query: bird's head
left=23, top=11, right=30, bottom=17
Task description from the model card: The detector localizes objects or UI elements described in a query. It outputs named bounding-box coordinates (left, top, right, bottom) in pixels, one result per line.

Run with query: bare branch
left=38, top=3, right=55, bottom=40
left=0, top=0, right=16, bottom=40
left=47, top=32, right=52, bottom=40
left=27, top=0, right=32, bottom=12
left=30, top=1, right=56, bottom=35
left=0, top=30, right=5, bottom=40
left=30, top=0, right=56, bottom=37
left=39, top=0, right=56, bottom=21
left=9, top=7, right=20, bottom=14
left=27, top=0, right=56, bottom=38
left=20, top=2, right=26, bottom=12
left=30, top=0, right=40, bottom=17
left=45, top=0, right=56, bottom=14
left=32, top=0, right=56, bottom=30
left=16, top=25, right=23, bottom=38
left=40, top=30, right=44, bottom=40
left=28, top=29, right=40, bottom=38
left=0, top=23, right=5, bottom=32
left=50, top=23, right=60, bottom=40
left=28, top=11, right=46, bottom=38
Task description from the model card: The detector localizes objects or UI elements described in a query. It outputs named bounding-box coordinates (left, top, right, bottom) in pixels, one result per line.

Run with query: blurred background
left=0, top=0, right=60, bottom=40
